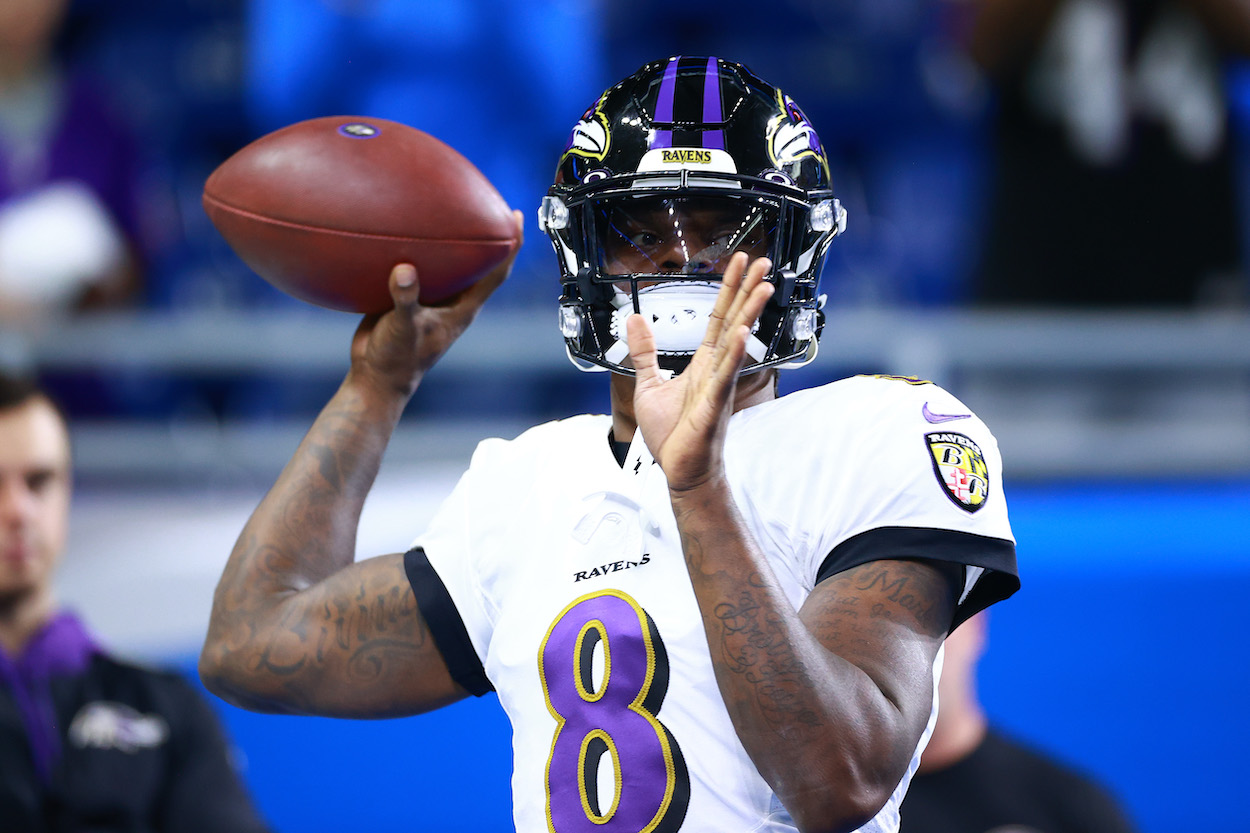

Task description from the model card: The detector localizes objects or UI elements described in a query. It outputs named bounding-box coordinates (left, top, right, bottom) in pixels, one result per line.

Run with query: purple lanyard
left=0, top=612, right=101, bottom=784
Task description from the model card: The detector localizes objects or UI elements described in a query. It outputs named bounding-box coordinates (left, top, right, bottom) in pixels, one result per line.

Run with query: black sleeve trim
left=815, top=526, right=1020, bottom=629
left=403, top=547, right=494, bottom=697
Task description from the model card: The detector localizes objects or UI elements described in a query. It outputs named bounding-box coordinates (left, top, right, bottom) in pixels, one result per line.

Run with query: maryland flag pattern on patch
left=926, top=432, right=989, bottom=512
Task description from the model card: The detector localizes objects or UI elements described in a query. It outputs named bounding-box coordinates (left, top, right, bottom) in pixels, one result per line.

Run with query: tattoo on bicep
left=252, top=645, right=308, bottom=677
left=842, top=561, right=951, bottom=634
left=806, top=593, right=874, bottom=657
left=317, top=581, right=429, bottom=682
left=347, top=639, right=423, bottom=682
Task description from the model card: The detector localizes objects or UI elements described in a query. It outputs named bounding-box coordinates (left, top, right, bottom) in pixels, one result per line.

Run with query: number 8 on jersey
left=539, top=590, right=691, bottom=832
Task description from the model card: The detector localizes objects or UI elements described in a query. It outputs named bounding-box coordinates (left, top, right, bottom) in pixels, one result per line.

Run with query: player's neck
left=608, top=368, right=777, bottom=443
left=0, top=586, right=57, bottom=657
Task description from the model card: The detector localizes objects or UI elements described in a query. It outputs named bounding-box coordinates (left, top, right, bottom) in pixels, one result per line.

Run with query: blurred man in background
left=0, top=370, right=270, bottom=832
left=899, top=612, right=1139, bottom=833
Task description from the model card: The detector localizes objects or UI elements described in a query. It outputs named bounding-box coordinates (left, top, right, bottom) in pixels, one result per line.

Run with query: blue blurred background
left=3, top=0, right=1249, bottom=831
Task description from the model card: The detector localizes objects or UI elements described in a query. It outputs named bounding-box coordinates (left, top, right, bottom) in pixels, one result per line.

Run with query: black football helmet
left=539, top=56, right=846, bottom=376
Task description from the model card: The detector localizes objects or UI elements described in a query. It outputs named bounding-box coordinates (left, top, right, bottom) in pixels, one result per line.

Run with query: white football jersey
left=407, top=375, right=1018, bottom=833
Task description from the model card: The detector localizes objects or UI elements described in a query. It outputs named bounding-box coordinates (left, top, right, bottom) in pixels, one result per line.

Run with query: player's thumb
left=389, top=263, right=421, bottom=314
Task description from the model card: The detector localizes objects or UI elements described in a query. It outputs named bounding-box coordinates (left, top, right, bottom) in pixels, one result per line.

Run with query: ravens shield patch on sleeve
left=925, top=432, right=990, bottom=512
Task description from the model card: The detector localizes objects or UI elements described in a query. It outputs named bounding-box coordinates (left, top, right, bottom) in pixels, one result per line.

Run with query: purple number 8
left=539, top=590, right=690, bottom=832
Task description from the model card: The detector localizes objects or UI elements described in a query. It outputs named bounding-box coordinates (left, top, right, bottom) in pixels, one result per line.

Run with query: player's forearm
left=201, top=373, right=408, bottom=697
left=670, top=479, right=913, bottom=833
left=230, top=371, right=403, bottom=585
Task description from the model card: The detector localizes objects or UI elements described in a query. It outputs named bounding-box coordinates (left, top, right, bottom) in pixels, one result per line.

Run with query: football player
left=200, top=57, right=1020, bottom=833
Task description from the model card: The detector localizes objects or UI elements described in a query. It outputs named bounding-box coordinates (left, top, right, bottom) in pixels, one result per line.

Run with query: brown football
left=202, top=116, right=518, bottom=312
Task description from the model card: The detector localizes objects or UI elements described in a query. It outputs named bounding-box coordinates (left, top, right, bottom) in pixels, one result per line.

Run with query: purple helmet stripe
left=651, top=56, right=680, bottom=149
left=702, top=57, right=725, bottom=150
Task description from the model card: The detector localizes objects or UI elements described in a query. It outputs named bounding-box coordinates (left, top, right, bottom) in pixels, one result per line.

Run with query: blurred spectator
left=0, top=0, right=147, bottom=326
left=0, top=369, right=271, bottom=831
left=966, top=0, right=1250, bottom=307
left=58, top=0, right=278, bottom=310
left=243, top=0, right=606, bottom=305
left=899, top=612, right=1139, bottom=833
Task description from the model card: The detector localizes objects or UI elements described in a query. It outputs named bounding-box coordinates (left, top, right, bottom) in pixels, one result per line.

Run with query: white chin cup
left=609, top=282, right=720, bottom=355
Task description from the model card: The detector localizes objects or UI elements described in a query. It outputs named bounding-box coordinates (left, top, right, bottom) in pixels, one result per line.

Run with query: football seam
left=202, top=192, right=516, bottom=245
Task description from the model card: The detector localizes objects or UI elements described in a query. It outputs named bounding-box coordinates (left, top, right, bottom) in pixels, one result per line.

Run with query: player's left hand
left=627, top=252, right=774, bottom=492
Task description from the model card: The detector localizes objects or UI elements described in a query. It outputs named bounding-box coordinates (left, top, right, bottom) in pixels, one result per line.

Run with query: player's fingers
left=735, top=262, right=775, bottom=330
left=626, top=313, right=664, bottom=391
left=745, top=255, right=772, bottom=293
left=692, top=318, right=750, bottom=414
left=716, top=323, right=754, bottom=381
left=701, top=252, right=748, bottom=351
left=724, top=256, right=770, bottom=328
left=709, top=257, right=769, bottom=373
left=709, top=267, right=773, bottom=381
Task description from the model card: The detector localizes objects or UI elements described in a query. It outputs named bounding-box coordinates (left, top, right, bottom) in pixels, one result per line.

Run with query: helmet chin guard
left=597, top=281, right=769, bottom=373
left=541, top=56, right=845, bottom=377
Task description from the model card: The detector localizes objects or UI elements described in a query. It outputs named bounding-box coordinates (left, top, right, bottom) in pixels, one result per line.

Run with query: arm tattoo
left=698, top=558, right=955, bottom=736
left=313, top=440, right=344, bottom=492
left=712, top=579, right=823, bottom=734
left=845, top=560, right=953, bottom=634
left=319, top=582, right=428, bottom=682
left=678, top=521, right=825, bottom=733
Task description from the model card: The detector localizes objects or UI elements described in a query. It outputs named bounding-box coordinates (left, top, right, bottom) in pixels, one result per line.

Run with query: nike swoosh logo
left=923, top=402, right=972, bottom=424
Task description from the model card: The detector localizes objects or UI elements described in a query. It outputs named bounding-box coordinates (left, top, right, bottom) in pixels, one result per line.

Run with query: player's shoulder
left=470, top=413, right=612, bottom=465
left=732, top=374, right=1003, bottom=482
left=816, top=373, right=967, bottom=408
left=746, top=373, right=979, bottom=431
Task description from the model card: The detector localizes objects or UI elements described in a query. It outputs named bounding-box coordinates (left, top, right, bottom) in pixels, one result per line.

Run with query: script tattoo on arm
left=711, top=574, right=824, bottom=734
left=322, top=578, right=429, bottom=682
left=832, top=559, right=953, bottom=633
left=211, top=548, right=460, bottom=717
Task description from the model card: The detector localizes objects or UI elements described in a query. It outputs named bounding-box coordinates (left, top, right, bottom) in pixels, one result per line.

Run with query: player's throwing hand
left=350, top=210, right=524, bottom=399
left=626, top=252, right=775, bottom=492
